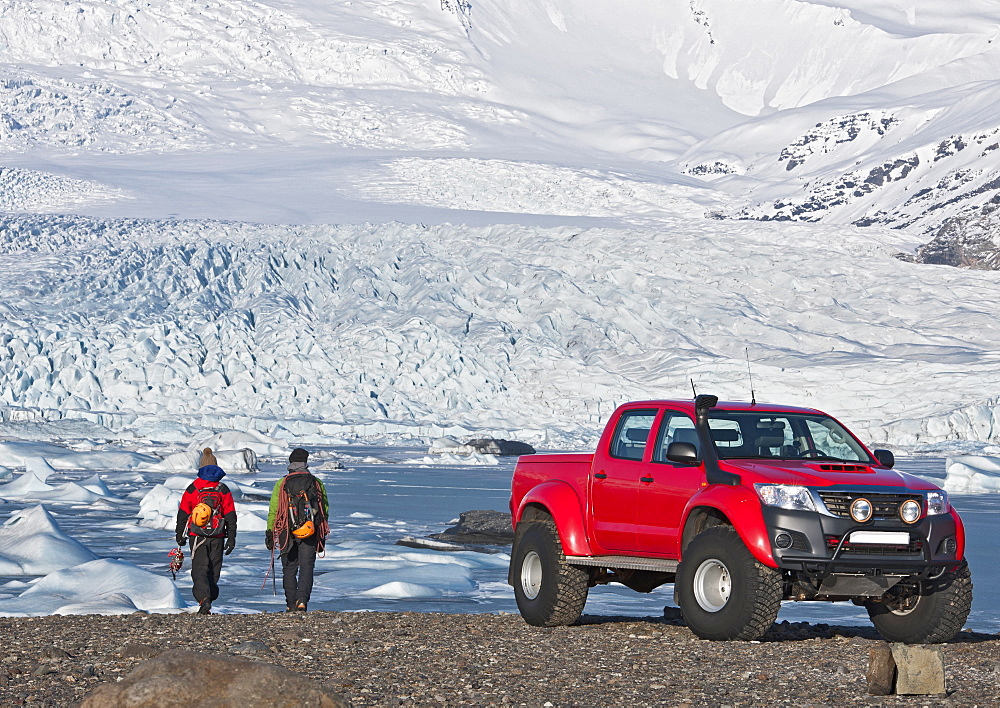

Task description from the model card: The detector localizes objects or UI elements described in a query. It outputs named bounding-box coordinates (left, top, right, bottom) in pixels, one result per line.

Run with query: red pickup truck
left=508, top=395, right=972, bottom=642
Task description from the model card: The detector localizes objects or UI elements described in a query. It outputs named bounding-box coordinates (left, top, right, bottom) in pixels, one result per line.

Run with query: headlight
left=926, top=491, right=950, bottom=516
left=899, top=499, right=921, bottom=524
left=754, top=484, right=816, bottom=512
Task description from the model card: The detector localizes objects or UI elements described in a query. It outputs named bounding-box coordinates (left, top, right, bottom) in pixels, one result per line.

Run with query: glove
left=224, top=538, right=235, bottom=556
left=265, top=530, right=274, bottom=551
left=176, top=534, right=186, bottom=547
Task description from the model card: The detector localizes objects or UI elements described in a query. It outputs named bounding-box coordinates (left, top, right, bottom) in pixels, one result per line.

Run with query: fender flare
left=514, top=480, right=593, bottom=557
left=680, top=486, right=776, bottom=568
left=951, top=508, right=966, bottom=560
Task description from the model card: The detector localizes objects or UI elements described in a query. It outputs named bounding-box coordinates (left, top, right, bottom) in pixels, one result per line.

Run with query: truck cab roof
left=617, top=399, right=825, bottom=416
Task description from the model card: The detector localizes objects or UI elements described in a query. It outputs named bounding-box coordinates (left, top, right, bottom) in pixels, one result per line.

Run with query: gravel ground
left=1, top=610, right=997, bottom=707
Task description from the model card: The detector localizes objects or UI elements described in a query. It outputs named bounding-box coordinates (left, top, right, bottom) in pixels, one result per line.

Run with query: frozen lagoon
left=0, top=442, right=997, bottom=635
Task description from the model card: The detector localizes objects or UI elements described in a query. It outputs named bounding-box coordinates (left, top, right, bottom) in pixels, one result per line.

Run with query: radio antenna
left=690, top=378, right=698, bottom=397
left=745, top=348, right=757, bottom=406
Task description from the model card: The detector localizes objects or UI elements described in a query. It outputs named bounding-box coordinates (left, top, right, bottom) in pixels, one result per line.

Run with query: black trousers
left=281, top=536, right=317, bottom=607
left=188, top=536, right=225, bottom=604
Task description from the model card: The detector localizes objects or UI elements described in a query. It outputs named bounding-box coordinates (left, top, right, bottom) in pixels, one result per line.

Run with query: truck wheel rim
left=521, top=550, right=543, bottom=600
left=888, top=594, right=921, bottom=616
left=692, top=559, right=731, bottom=612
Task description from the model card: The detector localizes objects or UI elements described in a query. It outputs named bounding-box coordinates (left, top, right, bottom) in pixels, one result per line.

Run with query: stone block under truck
left=508, top=395, right=972, bottom=642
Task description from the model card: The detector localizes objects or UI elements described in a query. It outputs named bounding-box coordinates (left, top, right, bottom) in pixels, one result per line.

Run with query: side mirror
left=666, top=441, right=700, bottom=465
left=873, top=449, right=895, bottom=468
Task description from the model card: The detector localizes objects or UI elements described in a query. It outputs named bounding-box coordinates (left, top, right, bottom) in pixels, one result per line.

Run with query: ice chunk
left=944, top=456, right=1000, bottom=493
left=194, top=430, right=285, bottom=456
left=0, top=505, right=98, bottom=575
left=0, top=558, right=185, bottom=616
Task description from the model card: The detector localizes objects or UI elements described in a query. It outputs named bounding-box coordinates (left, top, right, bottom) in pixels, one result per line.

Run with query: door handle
left=594, top=472, right=607, bottom=479
left=640, top=476, right=654, bottom=483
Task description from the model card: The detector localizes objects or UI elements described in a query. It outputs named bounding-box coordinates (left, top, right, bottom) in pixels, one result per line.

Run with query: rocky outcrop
left=429, top=437, right=536, bottom=456
left=906, top=200, right=1000, bottom=269
left=429, top=509, right=514, bottom=545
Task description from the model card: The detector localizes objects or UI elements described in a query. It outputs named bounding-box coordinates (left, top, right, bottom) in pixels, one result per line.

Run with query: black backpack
left=283, top=474, right=322, bottom=538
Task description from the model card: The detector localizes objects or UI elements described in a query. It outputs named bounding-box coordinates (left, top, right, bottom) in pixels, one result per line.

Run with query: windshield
left=706, top=411, right=872, bottom=462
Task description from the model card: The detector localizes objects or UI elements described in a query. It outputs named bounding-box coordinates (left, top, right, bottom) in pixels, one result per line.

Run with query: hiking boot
left=198, top=599, right=212, bottom=615
left=296, top=602, right=307, bottom=612
left=285, top=606, right=296, bottom=613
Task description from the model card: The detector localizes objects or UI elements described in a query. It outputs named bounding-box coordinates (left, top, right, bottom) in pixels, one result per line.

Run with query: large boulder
left=891, top=644, right=946, bottom=696
left=81, top=649, right=349, bottom=707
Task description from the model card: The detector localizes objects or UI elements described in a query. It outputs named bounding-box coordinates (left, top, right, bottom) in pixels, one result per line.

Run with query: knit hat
left=199, top=447, right=218, bottom=467
left=197, top=464, right=226, bottom=482
left=289, top=448, right=309, bottom=463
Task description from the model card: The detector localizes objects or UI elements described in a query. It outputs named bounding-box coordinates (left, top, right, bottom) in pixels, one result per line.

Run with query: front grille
left=818, top=491, right=922, bottom=521
left=825, top=535, right=922, bottom=556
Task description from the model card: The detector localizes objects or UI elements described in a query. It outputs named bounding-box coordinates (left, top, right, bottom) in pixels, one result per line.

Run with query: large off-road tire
left=511, top=520, right=589, bottom=627
left=675, top=526, right=783, bottom=641
left=866, top=563, right=972, bottom=643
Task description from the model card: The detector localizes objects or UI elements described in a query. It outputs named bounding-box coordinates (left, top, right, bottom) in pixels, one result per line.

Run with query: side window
left=654, top=412, right=697, bottom=462
left=610, top=410, right=656, bottom=461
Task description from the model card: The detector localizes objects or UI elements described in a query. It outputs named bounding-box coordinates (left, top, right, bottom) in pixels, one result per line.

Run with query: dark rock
left=429, top=509, right=514, bottom=545
left=463, top=439, right=536, bottom=456
left=431, top=438, right=536, bottom=456
left=662, top=607, right=683, bottom=621
left=80, top=648, right=348, bottom=708
left=867, top=642, right=896, bottom=695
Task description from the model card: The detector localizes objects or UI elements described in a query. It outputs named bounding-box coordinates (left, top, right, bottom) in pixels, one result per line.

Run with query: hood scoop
left=815, top=464, right=870, bottom=472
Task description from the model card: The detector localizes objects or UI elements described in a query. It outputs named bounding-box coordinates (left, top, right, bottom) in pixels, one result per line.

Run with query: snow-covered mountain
left=2, top=0, right=1000, bottom=448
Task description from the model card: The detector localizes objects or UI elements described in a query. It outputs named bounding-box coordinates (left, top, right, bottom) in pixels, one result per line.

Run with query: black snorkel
left=694, top=394, right=741, bottom=486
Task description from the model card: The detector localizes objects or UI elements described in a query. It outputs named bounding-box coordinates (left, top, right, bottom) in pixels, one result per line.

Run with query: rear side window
left=610, top=410, right=657, bottom=461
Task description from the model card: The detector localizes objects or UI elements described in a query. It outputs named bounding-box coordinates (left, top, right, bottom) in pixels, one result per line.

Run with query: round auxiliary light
left=899, top=499, right=921, bottom=524
left=850, top=498, right=873, bottom=523
left=774, top=532, right=793, bottom=549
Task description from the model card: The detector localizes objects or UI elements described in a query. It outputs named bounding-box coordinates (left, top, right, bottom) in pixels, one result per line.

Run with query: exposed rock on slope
left=906, top=201, right=1000, bottom=269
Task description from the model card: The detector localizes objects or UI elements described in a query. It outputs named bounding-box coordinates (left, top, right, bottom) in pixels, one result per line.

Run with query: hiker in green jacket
left=266, top=448, right=329, bottom=611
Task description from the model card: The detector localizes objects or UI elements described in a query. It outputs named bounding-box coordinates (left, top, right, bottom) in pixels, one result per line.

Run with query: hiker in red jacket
left=175, top=463, right=237, bottom=615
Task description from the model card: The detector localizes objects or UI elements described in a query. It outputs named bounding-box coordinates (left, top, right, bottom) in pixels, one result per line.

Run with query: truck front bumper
left=762, top=506, right=962, bottom=579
